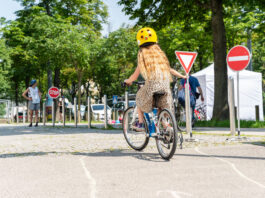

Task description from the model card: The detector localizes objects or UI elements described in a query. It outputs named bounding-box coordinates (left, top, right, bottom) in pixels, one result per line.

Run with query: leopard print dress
left=136, top=80, right=173, bottom=113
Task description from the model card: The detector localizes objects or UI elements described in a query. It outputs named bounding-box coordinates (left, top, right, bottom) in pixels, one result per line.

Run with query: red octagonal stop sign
left=48, top=87, right=60, bottom=98
left=227, top=45, right=251, bottom=71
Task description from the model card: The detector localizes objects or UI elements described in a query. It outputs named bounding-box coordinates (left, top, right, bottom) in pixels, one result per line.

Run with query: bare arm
left=198, top=87, right=204, bottom=102
left=22, top=88, right=31, bottom=101
left=38, top=90, right=42, bottom=100
left=125, top=66, right=140, bottom=85
left=170, top=68, right=186, bottom=79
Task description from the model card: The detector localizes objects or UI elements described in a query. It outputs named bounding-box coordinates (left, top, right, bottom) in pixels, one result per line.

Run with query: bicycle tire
left=156, top=109, right=178, bottom=160
left=122, top=107, right=149, bottom=151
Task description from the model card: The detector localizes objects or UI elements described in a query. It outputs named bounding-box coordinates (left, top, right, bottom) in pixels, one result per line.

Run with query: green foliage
left=0, top=103, right=6, bottom=116
left=91, top=27, right=138, bottom=98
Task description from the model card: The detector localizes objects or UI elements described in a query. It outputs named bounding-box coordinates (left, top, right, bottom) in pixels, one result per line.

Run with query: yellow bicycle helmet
left=136, top=27, right=157, bottom=47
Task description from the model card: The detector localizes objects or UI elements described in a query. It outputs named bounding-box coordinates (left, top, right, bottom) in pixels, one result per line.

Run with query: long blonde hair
left=138, top=44, right=172, bottom=82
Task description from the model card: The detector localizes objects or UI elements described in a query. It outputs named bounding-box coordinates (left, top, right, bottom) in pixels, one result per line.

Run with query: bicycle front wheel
left=156, top=109, right=178, bottom=160
left=122, top=107, right=149, bottom=151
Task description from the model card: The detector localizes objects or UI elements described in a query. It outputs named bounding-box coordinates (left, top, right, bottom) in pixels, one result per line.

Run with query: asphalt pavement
left=0, top=125, right=264, bottom=198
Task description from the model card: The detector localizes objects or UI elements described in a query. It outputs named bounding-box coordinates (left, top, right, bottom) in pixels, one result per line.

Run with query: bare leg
left=137, top=107, right=144, bottom=123
left=35, top=110, right=39, bottom=123
left=30, top=110, right=33, bottom=123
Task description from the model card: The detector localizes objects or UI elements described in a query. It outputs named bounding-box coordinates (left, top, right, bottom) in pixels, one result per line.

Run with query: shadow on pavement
left=0, top=126, right=121, bottom=136
left=0, top=150, right=165, bottom=162
left=1, top=149, right=265, bottom=161
left=243, top=141, right=265, bottom=147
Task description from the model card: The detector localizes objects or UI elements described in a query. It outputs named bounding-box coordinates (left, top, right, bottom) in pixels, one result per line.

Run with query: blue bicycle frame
left=144, top=109, right=158, bottom=137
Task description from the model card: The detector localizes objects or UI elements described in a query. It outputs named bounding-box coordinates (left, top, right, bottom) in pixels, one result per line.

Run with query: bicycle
left=194, top=103, right=207, bottom=121
left=172, top=78, right=187, bottom=132
left=122, top=81, right=178, bottom=160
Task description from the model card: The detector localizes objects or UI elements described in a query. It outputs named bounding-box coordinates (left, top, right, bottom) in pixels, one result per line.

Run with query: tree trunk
left=211, top=0, right=229, bottom=120
left=54, top=67, right=60, bottom=88
left=47, top=67, right=53, bottom=88
left=198, top=50, right=204, bottom=71
left=53, top=67, right=60, bottom=121
left=14, top=80, right=19, bottom=106
left=77, top=68, right=83, bottom=123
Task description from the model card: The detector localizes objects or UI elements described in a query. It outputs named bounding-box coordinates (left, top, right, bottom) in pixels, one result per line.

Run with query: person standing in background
left=22, top=80, right=42, bottom=127
left=179, top=74, right=204, bottom=125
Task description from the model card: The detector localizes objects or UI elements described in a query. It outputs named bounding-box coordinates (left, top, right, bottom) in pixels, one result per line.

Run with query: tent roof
left=193, top=64, right=261, bottom=77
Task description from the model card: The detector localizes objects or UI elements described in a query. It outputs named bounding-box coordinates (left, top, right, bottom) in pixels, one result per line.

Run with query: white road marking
left=157, top=190, right=192, bottom=198
left=195, top=147, right=265, bottom=189
left=228, top=56, right=249, bottom=61
left=79, top=157, right=97, bottom=198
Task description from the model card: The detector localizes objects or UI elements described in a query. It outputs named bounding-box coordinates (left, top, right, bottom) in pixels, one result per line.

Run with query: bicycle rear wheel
left=122, top=107, right=149, bottom=151
left=156, top=109, right=178, bottom=160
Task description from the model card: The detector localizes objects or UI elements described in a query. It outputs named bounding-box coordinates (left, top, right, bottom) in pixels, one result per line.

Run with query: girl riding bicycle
left=125, top=27, right=186, bottom=131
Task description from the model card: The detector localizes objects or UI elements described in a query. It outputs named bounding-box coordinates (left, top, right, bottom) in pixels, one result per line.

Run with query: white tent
left=192, top=64, right=264, bottom=121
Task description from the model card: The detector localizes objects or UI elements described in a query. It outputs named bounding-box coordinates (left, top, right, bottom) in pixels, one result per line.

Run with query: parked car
left=71, top=105, right=86, bottom=120
left=91, top=104, right=112, bottom=120
left=115, top=100, right=136, bottom=112
left=14, top=112, right=27, bottom=122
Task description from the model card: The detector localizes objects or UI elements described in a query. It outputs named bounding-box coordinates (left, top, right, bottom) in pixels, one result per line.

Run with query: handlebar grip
left=121, top=82, right=127, bottom=88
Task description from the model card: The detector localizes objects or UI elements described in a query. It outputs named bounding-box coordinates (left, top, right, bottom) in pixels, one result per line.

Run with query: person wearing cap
left=124, top=27, right=186, bottom=131
left=22, top=80, right=42, bottom=127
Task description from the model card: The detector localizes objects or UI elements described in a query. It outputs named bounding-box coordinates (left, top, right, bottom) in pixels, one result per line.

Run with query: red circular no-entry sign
left=227, top=45, right=251, bottom=71
left=48, top=87, right=60, bottom=98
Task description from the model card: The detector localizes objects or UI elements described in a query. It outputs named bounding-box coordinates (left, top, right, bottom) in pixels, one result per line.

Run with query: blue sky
left=0, top=0, right=136, bottom=36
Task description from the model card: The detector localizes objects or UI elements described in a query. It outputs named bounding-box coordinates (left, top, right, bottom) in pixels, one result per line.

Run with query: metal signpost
left=87, top=97, right=91, bottom=128
left=48, top=86, right=60, bottom=127
left=52, top=100, right=55, bottom=127
left=74, top=97, right=77, bottom=128
left=227, top=45, right=251, bottom=139
left=228, top=77, right=236, bottom=136
left=104, top=95, right=107, bottom=129
left=62, top=98, right=65, bottom=127
left=175, top=51, right=198, bottom=141
left=43, top=100, right=46, bottom=126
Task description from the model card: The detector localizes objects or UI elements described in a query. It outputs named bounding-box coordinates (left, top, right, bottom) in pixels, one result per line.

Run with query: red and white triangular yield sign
left=175, top=51, right=198, bottom=74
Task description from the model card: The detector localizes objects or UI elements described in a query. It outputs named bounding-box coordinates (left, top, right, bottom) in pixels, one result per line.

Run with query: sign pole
left=226, top=45, right=250, bottom=141
left=52, top=99, right=55, bottom=127
left=237, top=71, right=240, bottom=137
left=87, top=97, right=91, bottom=128
left=43, top=100, right=46, bottom=126
left=227, top=77, right=236, bottom=136
left=104, top=95, right=108, bottom=129
left=185, top=76, right=192, bottom=138
left=175, top=51, right=198, bottom=142
left=63, top=97, right=65, bottom=127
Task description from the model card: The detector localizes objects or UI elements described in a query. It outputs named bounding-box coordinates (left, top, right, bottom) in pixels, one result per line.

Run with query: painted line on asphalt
left=157, top=190, right=192, bottom=198
left=195, top=147, right=265, bottom=189
left=79, top=157, right=97, bottom=198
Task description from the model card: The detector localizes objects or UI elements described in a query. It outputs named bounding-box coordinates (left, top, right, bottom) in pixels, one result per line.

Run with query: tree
left=90, top=27, right=138, bottom=98
left=118, top=0, right=264, bottom=120
left=60, top=25, right=92, bottom=120
left=157, top=20, right=213, bottom=72
left=16, top=0, right=107, bottom=89
left=0, top=30, right=11, bottom=99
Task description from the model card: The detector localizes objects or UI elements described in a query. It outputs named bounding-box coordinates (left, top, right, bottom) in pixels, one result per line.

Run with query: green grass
left=195, top=120, right=265, bottom=128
